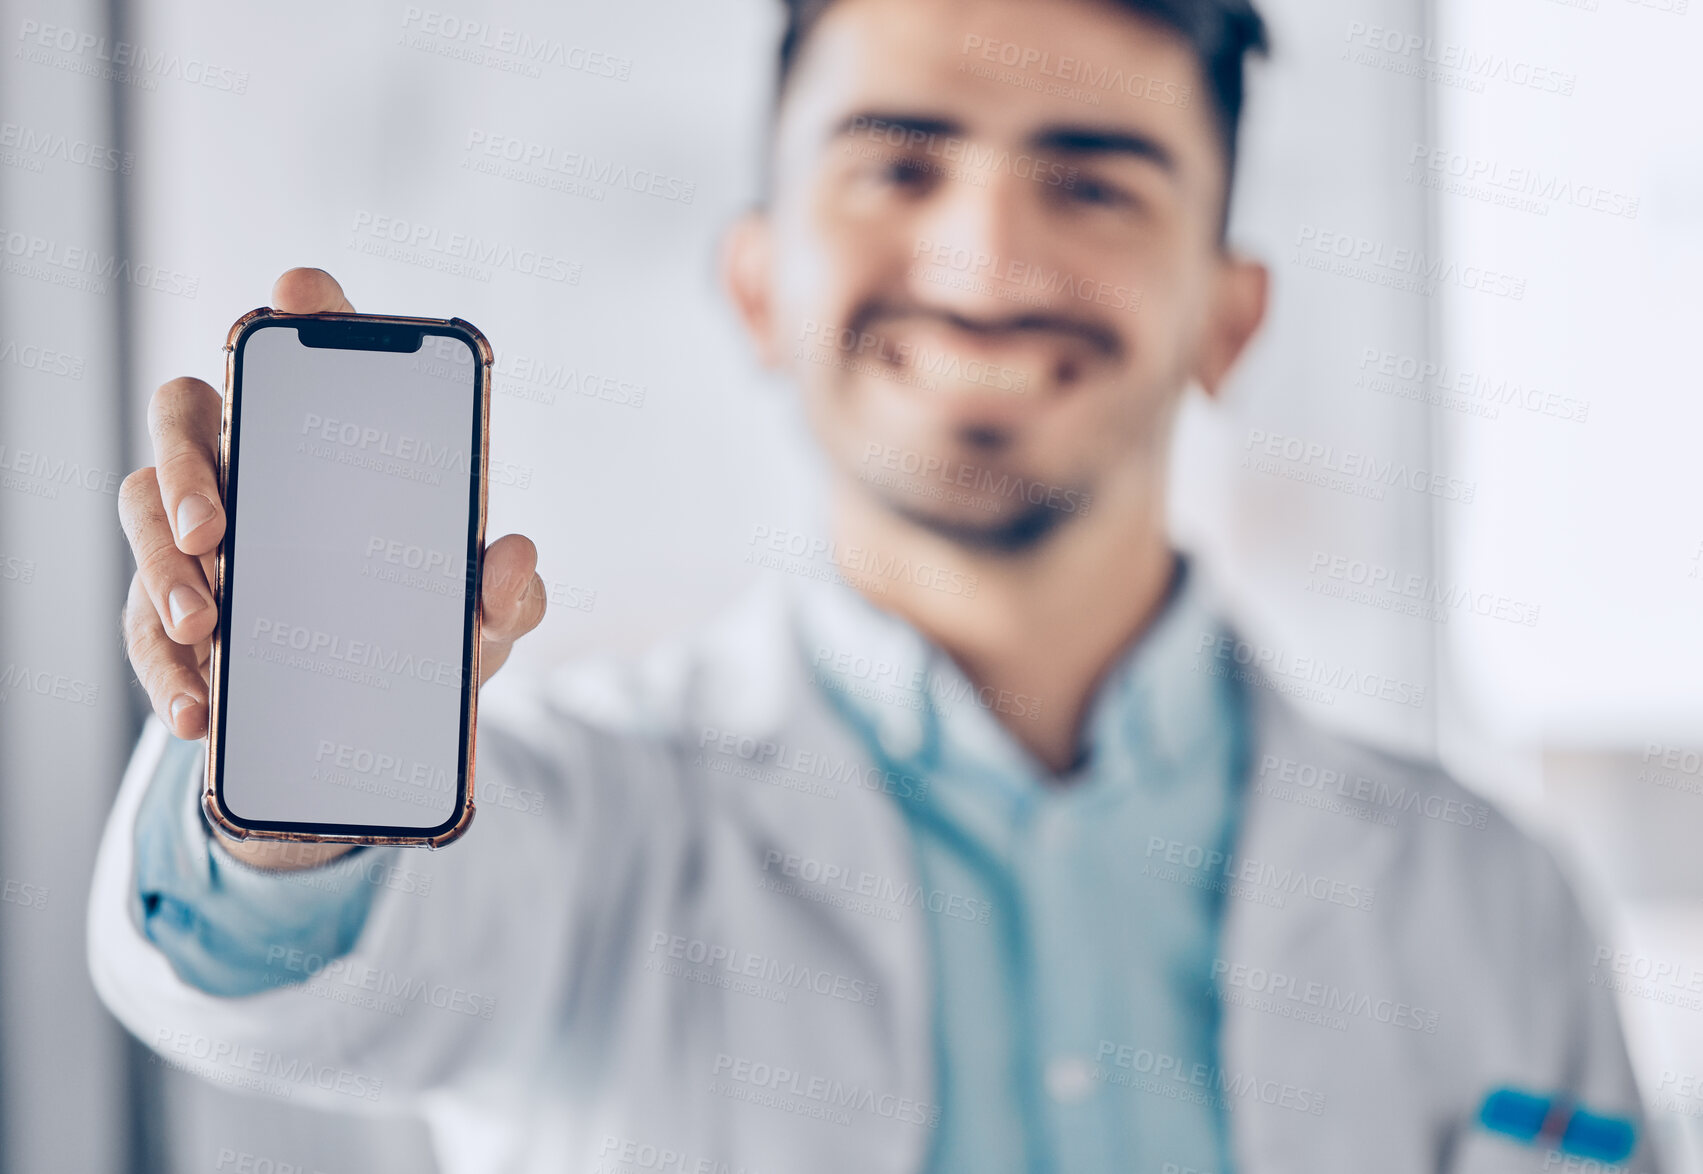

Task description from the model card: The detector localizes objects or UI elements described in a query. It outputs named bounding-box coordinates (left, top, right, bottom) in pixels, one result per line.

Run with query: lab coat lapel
left=680, top=579, right=939, bottom=1174
left=1217, top=678, right=1433, bottom=1174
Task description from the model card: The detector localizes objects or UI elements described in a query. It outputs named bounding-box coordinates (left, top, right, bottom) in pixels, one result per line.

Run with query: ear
left=1193, top=255, right=1268, bottom=399
left=721, top=210, right=781, bottom=368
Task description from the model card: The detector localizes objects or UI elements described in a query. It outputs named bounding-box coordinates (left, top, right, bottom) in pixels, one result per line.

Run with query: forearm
left=214, top=831, right=355, bottom=870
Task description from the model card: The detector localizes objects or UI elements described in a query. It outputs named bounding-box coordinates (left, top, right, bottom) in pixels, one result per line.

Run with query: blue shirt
left=798, top=562, right=1245, bottom=1174
left=134, top=561, right=1246, bottom=1173
left=132, top=733, right=394, bottom=997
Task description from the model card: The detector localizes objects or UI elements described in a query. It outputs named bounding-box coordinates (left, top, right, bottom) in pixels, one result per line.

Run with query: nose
left=905, top=167, right=1040, bottom=321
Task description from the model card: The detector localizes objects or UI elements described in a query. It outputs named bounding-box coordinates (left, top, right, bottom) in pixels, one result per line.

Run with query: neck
left=832, top=474, right=1177, bottom=774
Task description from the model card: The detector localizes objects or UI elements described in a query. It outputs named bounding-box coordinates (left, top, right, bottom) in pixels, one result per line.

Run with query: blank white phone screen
left=219, top=324, right=478, bottom=831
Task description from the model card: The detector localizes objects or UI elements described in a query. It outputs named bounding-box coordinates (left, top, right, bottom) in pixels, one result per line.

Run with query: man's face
left=734, top=0, right=1254, bottom=551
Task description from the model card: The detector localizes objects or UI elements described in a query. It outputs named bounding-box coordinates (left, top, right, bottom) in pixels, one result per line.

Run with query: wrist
left=212, top=830, right=357, bottom=871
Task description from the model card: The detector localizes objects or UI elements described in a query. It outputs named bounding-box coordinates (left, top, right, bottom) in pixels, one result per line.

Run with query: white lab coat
left=88, top=578, right=1656, bottom=1174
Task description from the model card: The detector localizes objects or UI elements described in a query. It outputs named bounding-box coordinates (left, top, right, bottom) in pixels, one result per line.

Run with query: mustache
left=845, top=300, right=1123, bottom=361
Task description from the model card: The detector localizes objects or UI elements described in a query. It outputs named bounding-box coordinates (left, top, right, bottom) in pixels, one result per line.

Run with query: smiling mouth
left=871, top=336, right=1086, bottom=414
left=838, top=303, right=1120, bottom=405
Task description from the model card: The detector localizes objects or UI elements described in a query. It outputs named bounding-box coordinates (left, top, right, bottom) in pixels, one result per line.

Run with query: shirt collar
left=792, top=555, right=1236, bottom=804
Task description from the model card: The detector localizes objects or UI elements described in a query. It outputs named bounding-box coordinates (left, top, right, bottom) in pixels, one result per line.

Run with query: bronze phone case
left=202, top=307, right=492, bottom=849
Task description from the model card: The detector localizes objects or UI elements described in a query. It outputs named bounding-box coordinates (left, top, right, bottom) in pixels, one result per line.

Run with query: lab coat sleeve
left=130, top=727, right=395, bottom=997
left=88, top=688, right=690, bottom=1117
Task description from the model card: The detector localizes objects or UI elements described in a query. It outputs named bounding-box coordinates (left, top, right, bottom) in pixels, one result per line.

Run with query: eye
left=873, top=155, right=937, bottom=192
left=1066, top=174, right=1136, bottom=208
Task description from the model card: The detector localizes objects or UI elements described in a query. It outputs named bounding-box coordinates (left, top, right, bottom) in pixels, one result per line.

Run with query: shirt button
left=1044, top=1055, right=1098, bottom=1104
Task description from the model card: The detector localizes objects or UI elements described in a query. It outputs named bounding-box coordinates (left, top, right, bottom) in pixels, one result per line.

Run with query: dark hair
left=775, top=0, right=1269, bottom=209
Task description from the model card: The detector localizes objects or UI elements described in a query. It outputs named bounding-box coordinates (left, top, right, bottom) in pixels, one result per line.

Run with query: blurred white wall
left=1436, top=0, right=1703, bottom=748
left=1173, top=0, right=1440, bottom=762
left=0, top=0, right=140, bottom=1169
left=1427, top=2, right=1703, bottom=1166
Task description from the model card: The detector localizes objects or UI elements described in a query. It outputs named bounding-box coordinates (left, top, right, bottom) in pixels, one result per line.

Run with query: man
left=90, top=0, right=1657, bottom=1170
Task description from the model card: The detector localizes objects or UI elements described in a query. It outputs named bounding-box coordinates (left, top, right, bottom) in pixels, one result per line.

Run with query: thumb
left=271, top=267, right=356, bottom=314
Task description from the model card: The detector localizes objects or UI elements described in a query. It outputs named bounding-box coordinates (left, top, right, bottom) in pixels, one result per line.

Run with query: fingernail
left=175, top=494, right=216, bottom=541
left=168, top=585, right=206, bottom=626
left=170, top=694, right=196, bottom=722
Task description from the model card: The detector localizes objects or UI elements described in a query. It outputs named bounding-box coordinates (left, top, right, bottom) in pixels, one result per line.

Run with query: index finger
left=148, top=377, right=226, bottom=555
left=271, top=267, right=356, bottom=315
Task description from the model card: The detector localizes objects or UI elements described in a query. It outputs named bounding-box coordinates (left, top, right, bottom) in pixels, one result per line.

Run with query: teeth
left=882, top=337, right=1043, bottom=398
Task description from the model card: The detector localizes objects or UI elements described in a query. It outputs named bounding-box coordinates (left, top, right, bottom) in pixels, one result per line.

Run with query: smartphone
left=202, top=308, right=491, bottom=847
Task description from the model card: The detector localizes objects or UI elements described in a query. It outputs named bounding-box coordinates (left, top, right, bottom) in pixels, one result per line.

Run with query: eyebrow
left=1030, top=125, right=1177, bottom=173
left=827, top=111, right=1178, bottom=175
left=827, top=111, right=966, bottom=144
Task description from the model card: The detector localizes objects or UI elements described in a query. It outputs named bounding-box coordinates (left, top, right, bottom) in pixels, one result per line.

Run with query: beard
left=866, top=423, right=1092, bottom=554
left=886, top=493, right=1075, bottom=553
